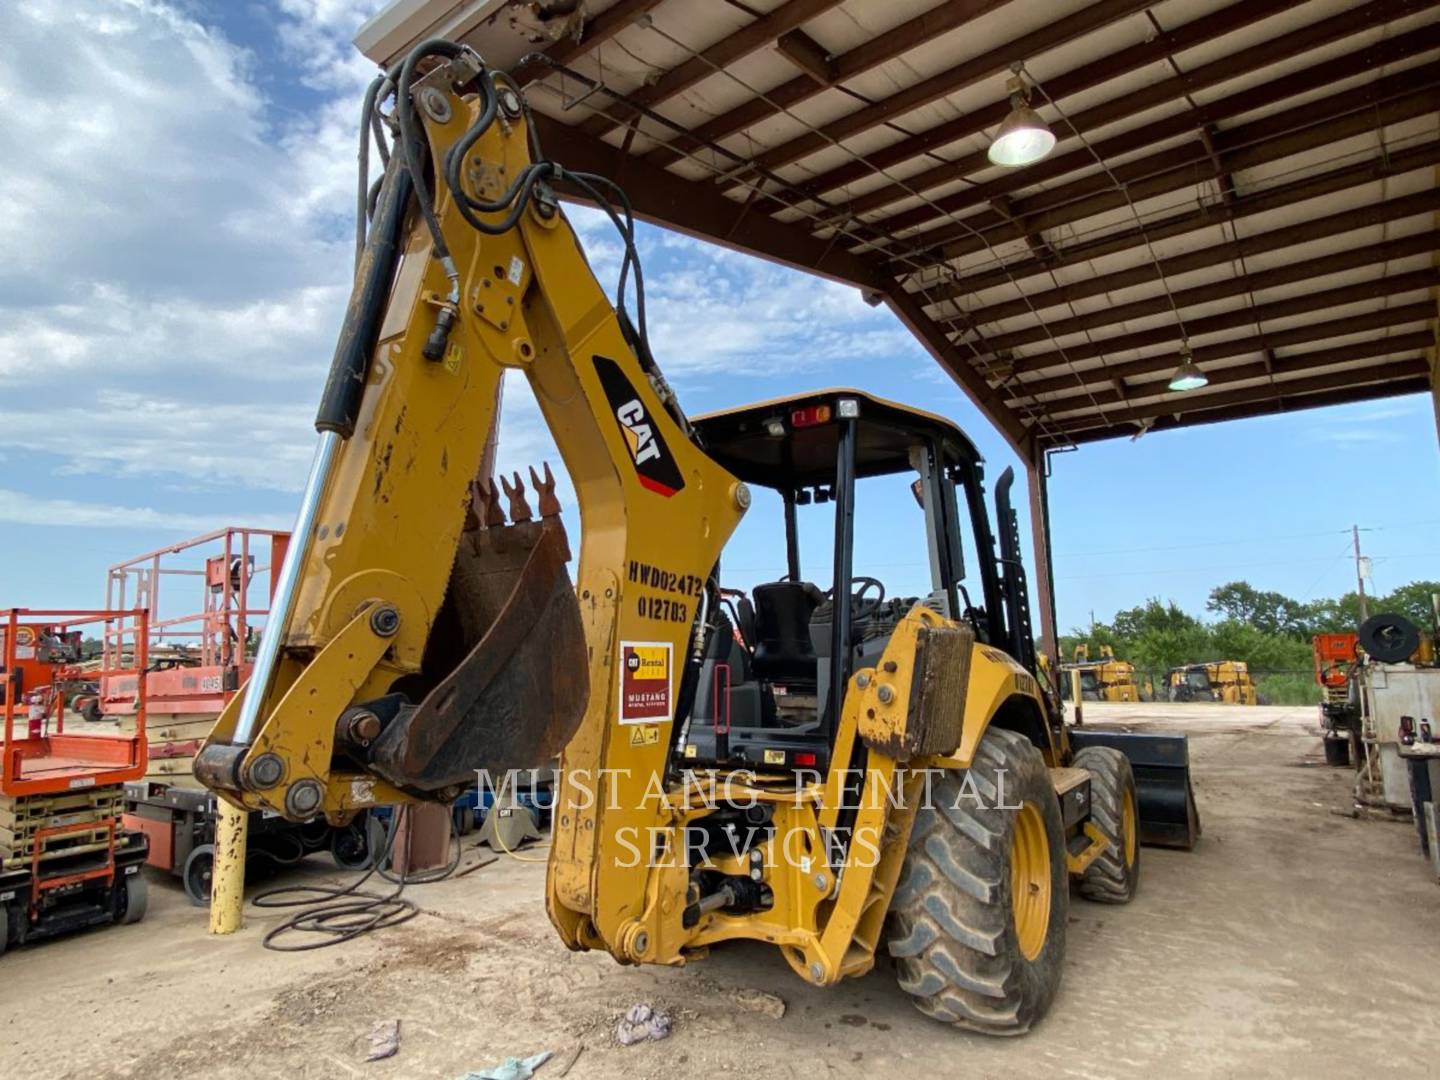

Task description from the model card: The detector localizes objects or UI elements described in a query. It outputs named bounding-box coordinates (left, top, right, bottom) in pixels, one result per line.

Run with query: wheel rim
left=1010, top=801, right=1051, bottom=962
left=1122, top=788, right=1138, bottom=868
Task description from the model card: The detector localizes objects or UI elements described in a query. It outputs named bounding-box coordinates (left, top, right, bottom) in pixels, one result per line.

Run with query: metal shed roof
left=356, top=0, right=1440, bottom=462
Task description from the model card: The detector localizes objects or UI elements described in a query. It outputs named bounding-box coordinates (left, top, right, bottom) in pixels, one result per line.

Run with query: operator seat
left=750, top=581, right=825, bottom=684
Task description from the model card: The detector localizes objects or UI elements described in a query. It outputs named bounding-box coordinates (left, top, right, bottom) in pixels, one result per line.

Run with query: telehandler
left=196, top=40, right=1197, bottom=1034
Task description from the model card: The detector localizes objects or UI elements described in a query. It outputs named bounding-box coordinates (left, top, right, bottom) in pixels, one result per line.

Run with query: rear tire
left=886, top=727, right=1068, bottom=1035
left=117, top=873, right=148, bottom=925
left=1072, top=746, right=1140, bottom=904
left=330, top=817, right=373, bottom=870
left=453, top=803, right=475, bottom=837
left=1323, top=735, right=1350, bottom=768
left=183, top=845, right=215, bottom=906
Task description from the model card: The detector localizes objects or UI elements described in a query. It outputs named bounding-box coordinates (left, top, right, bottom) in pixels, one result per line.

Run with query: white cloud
left=0, top=0, right=389, bottom=501
left=0, top=390, right=315, bottom=492
left=0, top=0, right=926, bottom=522
left=0, top=488, right=288, bottom=532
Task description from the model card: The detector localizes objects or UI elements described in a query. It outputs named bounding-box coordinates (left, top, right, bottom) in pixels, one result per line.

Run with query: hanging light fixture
left=987, top=66, right=1056, bottom=168
left=1167, top=344, right=1208, bottom=392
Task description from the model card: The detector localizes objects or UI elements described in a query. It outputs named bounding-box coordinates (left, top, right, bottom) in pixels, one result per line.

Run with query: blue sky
left=2, top=0, right=1435, bottom=636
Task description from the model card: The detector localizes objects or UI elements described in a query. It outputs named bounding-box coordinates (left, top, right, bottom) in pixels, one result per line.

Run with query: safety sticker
left=629, top=724, right=661, bottom=747
left=507, top=255, right=524, bottom=286
left=619, top=641, right=672, bottom=724
left=763, top=749, right=785, bottom=765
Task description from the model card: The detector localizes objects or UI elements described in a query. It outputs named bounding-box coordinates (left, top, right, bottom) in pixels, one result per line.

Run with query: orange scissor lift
left=108, top=528, right=374, bottom=904
left=0, top=608, right=150, bottom=952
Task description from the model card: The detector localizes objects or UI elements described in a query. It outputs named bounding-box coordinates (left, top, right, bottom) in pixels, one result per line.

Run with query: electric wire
left=596, top=19, right=1440, bottom=428
left=539, top=28, right=1097, bottom=443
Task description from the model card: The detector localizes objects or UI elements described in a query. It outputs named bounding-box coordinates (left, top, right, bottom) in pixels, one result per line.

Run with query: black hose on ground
left=253, top=806, right=461, bottom=952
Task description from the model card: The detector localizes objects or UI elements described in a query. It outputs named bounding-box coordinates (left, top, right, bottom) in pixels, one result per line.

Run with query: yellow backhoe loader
left=1059, top=645, right=1147, bottom=702
left=1165, top=661, right=1259, bottom=705
left=195, top=41, right=1198, bottom=1034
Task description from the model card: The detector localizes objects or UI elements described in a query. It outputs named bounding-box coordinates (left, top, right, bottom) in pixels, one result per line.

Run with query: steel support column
left=1026, top=442, right=1059, bottom=674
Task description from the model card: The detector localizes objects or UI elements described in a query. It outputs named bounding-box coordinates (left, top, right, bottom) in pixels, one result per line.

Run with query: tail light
left=789, top=405, right=832, bottom=428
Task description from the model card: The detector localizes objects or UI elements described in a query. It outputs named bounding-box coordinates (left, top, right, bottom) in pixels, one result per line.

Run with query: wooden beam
left=968, top=230, right=1440, bottom=354
left=908, top=138, right=1440, bottom=292
left=1046, top=334, right=1435, bottom=422
left=1054, top=361, right=1431, bottom=438
left=1010, top=302, right=1437, bottom=403
left=938, top=188, right=1440, bottom=322
left=576, top=0, right=846, bottom=140
left=531, top=113, right=882, bottom=289
left=919, top=72, right=1440, bottom=275
left=990, top=267, right=1440, bottom=377
left=717, top=0, right=1152, bottom=190
left=640, top=0, right=1018, bottom=170
left=1008, top=288, right=1434, bottom=403
left=804, top=0, right=1305, bottom=211
left=774, top=28, right=835, bottom=85
left=512, top=0, right=667, bottom=83
left=885, top=288, right=1029, bottom=455
left=1046, top=376, right=1433, bottom=446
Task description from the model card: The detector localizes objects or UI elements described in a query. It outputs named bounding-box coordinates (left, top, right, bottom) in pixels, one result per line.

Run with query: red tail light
left=789, top=405, right=832, bottom=428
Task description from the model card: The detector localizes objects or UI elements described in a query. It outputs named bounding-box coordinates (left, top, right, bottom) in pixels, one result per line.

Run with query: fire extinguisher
left=26, top=690, right=45, bottom=739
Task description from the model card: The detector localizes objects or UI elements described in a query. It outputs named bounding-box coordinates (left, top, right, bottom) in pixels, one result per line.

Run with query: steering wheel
left=844, top=576, right=886, bottom=620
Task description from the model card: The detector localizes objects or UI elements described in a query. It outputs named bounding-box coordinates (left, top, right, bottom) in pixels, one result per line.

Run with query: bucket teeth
left=500, top=471, right=534, bottom=523
left=530, top=462, right=560, bottom=518
left=474, top=477, right=507, bottom=528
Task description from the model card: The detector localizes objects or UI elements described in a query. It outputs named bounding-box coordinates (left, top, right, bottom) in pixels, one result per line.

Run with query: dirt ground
left=2, top=703, right=1437, bottom=1079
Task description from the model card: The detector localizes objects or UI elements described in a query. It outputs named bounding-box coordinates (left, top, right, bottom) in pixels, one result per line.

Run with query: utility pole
left=1352, top=524, right=1370, bottom=624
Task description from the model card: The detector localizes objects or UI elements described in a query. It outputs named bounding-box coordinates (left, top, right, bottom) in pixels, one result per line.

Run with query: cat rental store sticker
left=620, top=641, right=672, bottom=724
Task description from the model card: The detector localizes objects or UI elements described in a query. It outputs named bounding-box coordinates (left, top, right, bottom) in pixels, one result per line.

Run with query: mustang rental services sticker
left=619, top=641, right=672, bottom=724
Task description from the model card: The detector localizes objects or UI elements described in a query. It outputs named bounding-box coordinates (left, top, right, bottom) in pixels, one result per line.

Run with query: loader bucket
left=1069, top=730, right=1201, bottom=850
left=366, top=473, right=589, bottom=794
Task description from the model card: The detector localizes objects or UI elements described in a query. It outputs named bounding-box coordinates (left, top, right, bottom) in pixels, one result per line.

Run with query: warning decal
left=619, top=641, right=672, bottom=724
left=629, top=725, right=661, bottom=747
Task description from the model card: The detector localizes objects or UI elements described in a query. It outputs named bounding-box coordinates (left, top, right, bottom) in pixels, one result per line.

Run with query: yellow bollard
left=208, top=797, right=248, bottom=934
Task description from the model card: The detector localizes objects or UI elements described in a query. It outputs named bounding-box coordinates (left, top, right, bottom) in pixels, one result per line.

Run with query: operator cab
left=676, top=389, right=1026, bottom=775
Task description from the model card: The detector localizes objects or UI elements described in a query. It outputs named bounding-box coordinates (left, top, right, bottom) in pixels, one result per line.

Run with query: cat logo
left=593, top=355, right=686, bottom=497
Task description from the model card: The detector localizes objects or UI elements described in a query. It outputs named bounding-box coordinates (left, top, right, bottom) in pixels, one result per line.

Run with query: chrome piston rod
left=230, top=430, right=341, bottom=744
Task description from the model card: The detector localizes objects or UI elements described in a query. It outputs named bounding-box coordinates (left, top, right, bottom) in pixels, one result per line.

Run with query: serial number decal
left=628, top=559, right=700, bottom=625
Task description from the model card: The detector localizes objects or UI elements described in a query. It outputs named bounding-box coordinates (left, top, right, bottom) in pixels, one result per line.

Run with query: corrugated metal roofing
left=357, top=0, right=1440, bottom=457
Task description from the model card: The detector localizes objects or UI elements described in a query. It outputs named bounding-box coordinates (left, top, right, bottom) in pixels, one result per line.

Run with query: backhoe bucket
left=366, top=471, right=589, bottom=794
left=1069, top=730, right=1201, bottom=850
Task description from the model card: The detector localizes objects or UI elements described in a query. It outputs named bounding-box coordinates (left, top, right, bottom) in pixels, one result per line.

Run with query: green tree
left=1208, top=581, right=1314, bottom=637
left=1375, top=581, right=1440, bottom=628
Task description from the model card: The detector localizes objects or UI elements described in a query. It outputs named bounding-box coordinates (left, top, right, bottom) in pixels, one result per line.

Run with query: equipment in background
left=1312, top=607, right=1440, bottom=877
left=93, top=528, right=374, bottom=903
left=1165, top=661, right=1259, bottom=705
left=1059, top=645, right=1148, bottom=702
left=1350, top=613, right=1440, bottom=822
left=1313, top=633, right=1360, bottom=766
left=0, top=608, right=150, bottom=951
left=194, top=44, right=1199, bottom=1036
